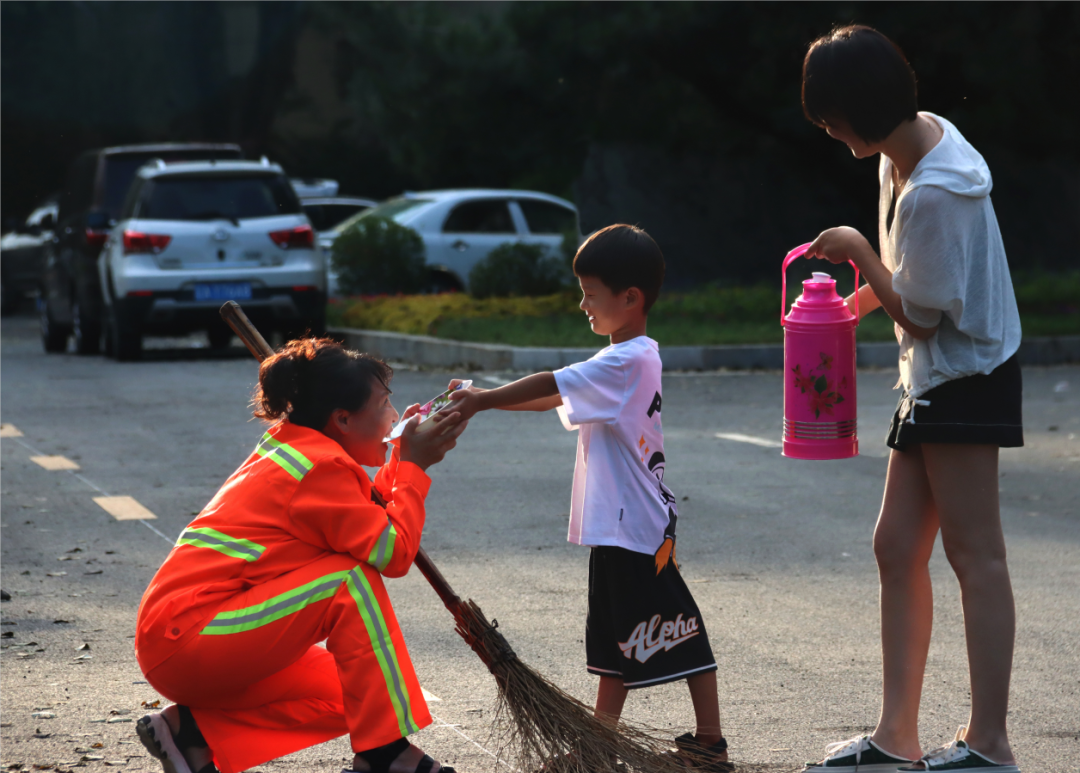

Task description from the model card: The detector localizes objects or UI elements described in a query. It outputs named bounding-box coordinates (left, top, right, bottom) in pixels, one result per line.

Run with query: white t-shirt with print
left=553, top=336, right=677, bottom=556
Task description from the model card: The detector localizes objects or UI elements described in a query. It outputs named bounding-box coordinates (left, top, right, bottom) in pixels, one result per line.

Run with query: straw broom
left=220, top=302, right=778, bottom=773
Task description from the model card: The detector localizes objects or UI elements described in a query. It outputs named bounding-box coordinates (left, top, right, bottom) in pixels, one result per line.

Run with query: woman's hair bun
left=252, top=337, right=393, bottom=429
left=253, top=346, right=305, bottom=421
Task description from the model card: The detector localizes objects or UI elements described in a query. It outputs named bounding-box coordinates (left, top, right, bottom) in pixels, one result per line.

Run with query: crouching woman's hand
left=398, top=410, right=469, bottom=471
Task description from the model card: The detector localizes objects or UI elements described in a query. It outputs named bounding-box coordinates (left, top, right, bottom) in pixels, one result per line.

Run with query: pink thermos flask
left=781, top=243, right=860, bottom=460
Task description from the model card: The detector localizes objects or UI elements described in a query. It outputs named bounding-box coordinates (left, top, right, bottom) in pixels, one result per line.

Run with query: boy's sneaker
left=898, top=727, right=1020, bottom=772
left=803, top=734, right=915, bottom=772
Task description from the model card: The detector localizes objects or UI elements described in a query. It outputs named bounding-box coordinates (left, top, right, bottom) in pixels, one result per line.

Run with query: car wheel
left=110, top=300, right=143, bottom=362
left=291, top=307, right=327, bottom=341
left=426, top=269, right=463, bottom=294
left=73, top=298, right=102, bottom=355
left=40, top=296, right=70, bottom=353
left=308, top=305, right=327, bottom=338
left=0, top=272, right=17, bottom=316
left=207, top=324, right=233, bottom=350
left=102, top=310, right=115, bottom=358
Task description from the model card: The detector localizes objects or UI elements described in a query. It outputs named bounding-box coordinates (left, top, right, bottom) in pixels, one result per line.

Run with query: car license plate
left=194, top=282, right=252, bottom=301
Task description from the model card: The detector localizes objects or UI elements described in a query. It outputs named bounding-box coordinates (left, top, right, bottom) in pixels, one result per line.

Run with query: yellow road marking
left=93, top=496, right=157, bottom=521
left=31, top=455, right=81, bottom=470
left=0, top=423, right=24, bottom=437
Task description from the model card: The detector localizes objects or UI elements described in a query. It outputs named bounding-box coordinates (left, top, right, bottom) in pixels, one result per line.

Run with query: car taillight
left=85, top=229, right=109, bottom=248
left=123, top=230, right=172, bottom=255
left=269, top=225, right=314, bottom=249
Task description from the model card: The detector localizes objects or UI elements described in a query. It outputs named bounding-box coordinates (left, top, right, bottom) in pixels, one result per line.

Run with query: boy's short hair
left=573, top=224, right=665, bottom=313
left=802, top=25, right=918, bottom=144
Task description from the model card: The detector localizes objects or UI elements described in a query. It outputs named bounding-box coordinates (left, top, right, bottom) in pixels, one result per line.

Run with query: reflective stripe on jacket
left=135, top=421, right=430, bottom=673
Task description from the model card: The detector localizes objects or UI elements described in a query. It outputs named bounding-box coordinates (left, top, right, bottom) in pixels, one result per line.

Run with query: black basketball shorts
left=586, top=545, right=717, bottom=689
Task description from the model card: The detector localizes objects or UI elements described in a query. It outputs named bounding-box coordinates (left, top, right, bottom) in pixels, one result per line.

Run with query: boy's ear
left=624, top=286, right=644, bottom=310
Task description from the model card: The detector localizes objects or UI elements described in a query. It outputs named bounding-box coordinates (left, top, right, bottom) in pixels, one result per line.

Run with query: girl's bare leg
left=870, top=446, right=939, bottom=762
left=922, top=443, right=1015, bottom=765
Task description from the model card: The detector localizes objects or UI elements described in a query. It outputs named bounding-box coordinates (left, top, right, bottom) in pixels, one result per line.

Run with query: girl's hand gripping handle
left=781, top=243, right=860, bottom=325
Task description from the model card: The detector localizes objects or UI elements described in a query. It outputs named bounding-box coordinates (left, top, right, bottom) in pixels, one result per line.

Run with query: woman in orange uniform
left=134, top=338, right=467, bottom=773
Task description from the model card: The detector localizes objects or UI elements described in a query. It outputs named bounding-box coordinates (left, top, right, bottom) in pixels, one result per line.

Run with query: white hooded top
left=879, top=112, right=1021, bottom=398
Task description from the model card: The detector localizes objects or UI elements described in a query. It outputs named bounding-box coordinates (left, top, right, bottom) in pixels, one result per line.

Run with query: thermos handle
left=781, top=243, right=860, bottom=326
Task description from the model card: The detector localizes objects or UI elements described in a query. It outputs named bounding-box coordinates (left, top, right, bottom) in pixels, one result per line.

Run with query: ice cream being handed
left=384, top=380, right=473, bottom=442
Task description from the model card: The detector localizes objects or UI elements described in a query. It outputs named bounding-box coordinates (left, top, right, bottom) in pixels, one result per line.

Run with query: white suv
left=323, top=189, right=581, bottom=296
left=99, top=159, right=326, bottom=359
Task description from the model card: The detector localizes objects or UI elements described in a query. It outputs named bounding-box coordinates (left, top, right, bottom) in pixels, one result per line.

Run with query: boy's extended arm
left=450, top=372, right=559, bottom=419
left=498, top=394, right=563, bottom=412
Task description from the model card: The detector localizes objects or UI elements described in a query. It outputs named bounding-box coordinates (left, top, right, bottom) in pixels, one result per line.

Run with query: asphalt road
left=2, top=312, right=1078, bottom=773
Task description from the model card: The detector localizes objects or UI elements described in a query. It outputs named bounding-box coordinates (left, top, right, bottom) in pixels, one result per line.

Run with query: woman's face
left=324, top=380, right=399, bottom=467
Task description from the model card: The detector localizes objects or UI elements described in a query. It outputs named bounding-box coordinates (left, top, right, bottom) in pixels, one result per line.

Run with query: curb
left=328, top=327, right=1080, bottom=372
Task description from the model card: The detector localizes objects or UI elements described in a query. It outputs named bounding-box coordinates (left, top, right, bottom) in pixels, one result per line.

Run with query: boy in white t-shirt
left=449, top=224, right=730, bottom=771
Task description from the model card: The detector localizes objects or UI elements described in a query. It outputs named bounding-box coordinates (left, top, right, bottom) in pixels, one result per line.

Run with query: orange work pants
left=144, top=553, right=431, bottom=773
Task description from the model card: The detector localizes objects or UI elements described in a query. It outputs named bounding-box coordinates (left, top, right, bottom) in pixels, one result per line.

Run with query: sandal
left=671, top=732, right=734, bottom=773
left=136, top=706, right=217, bottom=773
left=348, top=738, right=457, bottom=773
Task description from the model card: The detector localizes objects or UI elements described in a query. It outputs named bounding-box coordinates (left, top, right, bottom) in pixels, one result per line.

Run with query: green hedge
left=330, top=216, right=427, bottom=295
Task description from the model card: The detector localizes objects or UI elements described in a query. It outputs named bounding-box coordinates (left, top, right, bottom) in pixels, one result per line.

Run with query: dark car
left=40, top=143, right=243, bottom=354
left=1, top=197, right=57, bottom=314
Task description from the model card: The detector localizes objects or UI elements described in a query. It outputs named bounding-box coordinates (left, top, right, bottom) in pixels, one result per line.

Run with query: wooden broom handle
left=220, top=301, right=275, bottom=362
left=219, top=302, right=465, bottom=612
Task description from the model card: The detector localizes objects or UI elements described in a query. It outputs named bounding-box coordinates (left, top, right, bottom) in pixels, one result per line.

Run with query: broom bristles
left=449, top=599, right=787, bottom=773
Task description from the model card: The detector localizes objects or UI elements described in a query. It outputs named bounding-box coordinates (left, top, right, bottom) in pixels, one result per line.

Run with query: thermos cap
left=787, top=270, right=853, bottom=325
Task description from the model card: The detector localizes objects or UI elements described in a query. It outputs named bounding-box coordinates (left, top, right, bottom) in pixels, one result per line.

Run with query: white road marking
left=419, top=685, right=509, bottom=768
left=93, top=496, right=158, bottom=521
left=31, top=455, right=81, bottom=471
left=664, top=370, right=752, bottom=377
left=478, top=374, right=512, bottom=386
left=0, top=423, right=24, bottom=437
left=714, top=432, right=782, bottom=448
left=430, top=710, right=516, bottom=770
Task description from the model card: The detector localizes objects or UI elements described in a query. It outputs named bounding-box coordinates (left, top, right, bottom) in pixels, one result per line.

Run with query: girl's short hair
left=573, top=224, right=665, bottom=313
left=253, top=337, right=392, bottom=429
left=802, top=25, right=918, bottom=143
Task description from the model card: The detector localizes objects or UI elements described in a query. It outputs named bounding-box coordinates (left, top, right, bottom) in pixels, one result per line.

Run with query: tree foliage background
left=3, top=1, right=1077, bottom=284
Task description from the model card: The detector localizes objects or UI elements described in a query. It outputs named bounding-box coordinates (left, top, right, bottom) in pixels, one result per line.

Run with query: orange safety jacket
left=135, top=420, right=430, bottom=674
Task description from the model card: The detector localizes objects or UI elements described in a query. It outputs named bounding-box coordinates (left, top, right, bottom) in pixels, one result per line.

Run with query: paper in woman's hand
left=384, top=380, right=473, bottom=442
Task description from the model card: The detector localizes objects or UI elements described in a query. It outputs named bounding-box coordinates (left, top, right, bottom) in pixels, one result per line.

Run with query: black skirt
left=886, top=354, right=1024, bottom=451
